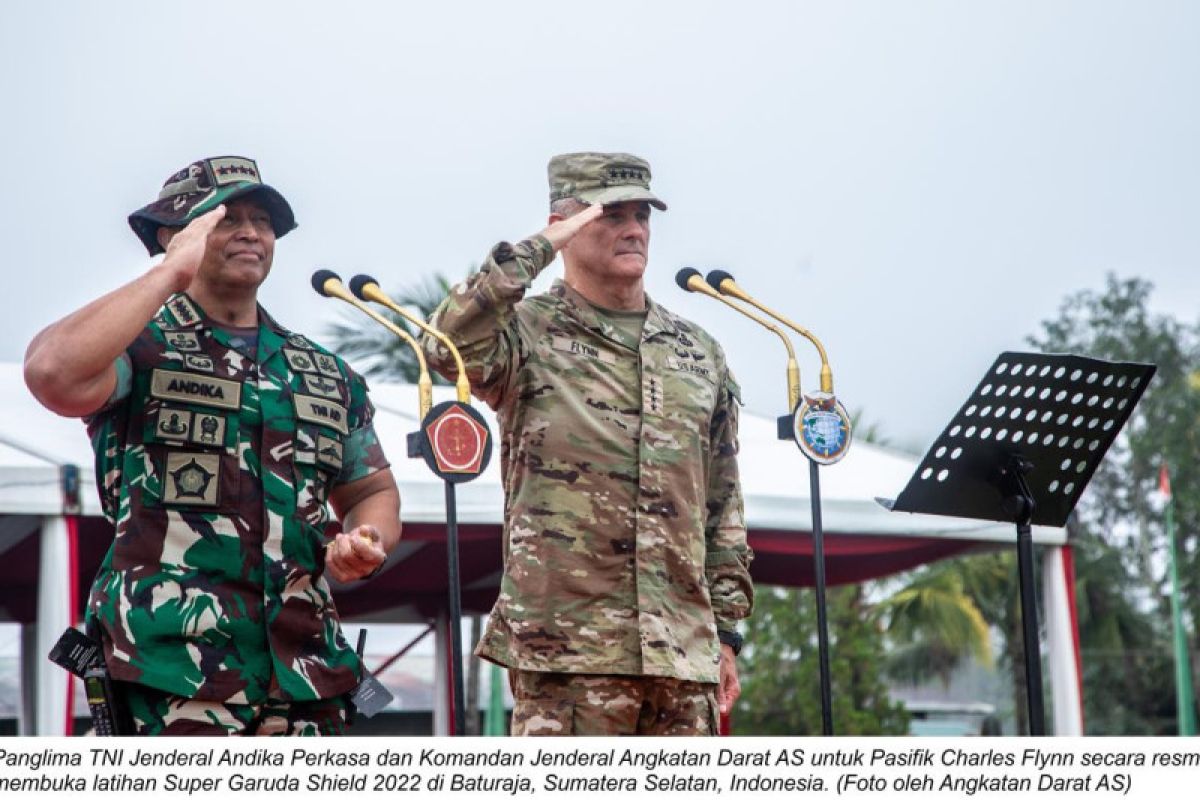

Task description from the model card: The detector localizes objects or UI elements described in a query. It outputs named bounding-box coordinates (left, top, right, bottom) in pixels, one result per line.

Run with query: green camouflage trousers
left=121, top=681, right=350, bottom=736
left=510, top=670, right=718, bottom=736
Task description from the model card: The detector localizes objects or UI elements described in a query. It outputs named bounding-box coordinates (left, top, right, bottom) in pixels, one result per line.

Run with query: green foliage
left=877, top=561, right=994, bottom=686
left=1070, top=527, right=1176, bottom=734
left=324, top=272, right=460, bottom=383
left=735, top=585, right=909, bottom=735
left=878, top=551, right=1036, bottom=731
left=1028, top=275, right=1200, bottom=565
left=1028, top=274, right=1199, bottom=734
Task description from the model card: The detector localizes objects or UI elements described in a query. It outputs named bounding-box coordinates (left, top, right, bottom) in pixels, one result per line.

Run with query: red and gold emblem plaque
left=425, top=402, right=489, bottom=475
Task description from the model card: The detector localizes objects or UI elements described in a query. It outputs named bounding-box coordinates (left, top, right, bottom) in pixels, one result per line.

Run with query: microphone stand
left=349, top=274, right=493, bottom=738
left=681, top=268, right=851, bottom=736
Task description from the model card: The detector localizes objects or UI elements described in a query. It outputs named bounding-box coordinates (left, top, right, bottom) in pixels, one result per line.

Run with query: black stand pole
left=1002, top=456, right=1046, bottom=736
left=810, top=461, right=834, bottom=736
left=411, top=400, right=493, bottom=738
left=444, top=480, right=466, bottom=736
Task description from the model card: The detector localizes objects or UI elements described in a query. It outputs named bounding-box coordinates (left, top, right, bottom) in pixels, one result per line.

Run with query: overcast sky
left=3, top=1, right=1196, bottom=450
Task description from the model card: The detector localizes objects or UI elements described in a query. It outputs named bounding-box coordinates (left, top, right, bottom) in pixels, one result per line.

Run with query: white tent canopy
left=0, top=363, right=1080, bottom=734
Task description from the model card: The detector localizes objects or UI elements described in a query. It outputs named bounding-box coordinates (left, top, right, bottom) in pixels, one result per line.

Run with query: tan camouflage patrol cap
left=548, top=152, right=667, bottom=211
left=128, top=155, right=297, bottom=256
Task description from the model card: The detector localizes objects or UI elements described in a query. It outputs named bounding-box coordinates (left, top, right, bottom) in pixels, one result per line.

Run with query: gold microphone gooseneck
left=675, top=268, right=801, bottom=413
left=706, top=270, right=834, bottom=395
left=310, top=270, right=433, bottom=419
left=348, top=275, right=472, bottom=406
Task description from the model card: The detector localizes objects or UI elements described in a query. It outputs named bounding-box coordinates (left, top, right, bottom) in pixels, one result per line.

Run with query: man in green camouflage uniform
left=423, top=153, right=753, bottom=735
left=25, top=156, right=401, bottom=735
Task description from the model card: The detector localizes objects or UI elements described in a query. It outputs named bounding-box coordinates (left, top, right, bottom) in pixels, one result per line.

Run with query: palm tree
left=876, top=557, right=997, bottom=687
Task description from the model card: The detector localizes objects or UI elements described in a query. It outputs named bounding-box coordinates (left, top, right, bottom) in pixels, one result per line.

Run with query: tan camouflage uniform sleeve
left=424, top=236, right=556, bottom=408
left=705, top=367, right=754, bottom=632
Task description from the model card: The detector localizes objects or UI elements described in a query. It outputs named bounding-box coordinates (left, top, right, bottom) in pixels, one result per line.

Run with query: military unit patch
left=303, top=374, right=343, bottom=399
left=163, top=452, right=220, bottom=506
left=192, top=413, right=226, bottom=446
left=294, top=395, right=349, bottom=435
left=316, top=435, right=343, bottom=473
left=150, top=368, right=241, bottom=410
left=156, top=408, right=192, bottom=442
left=165, top=331, right=202, bottom=352
left=184, top=353, right=215, bottom=373
left=283, top=348, right=319, bottom=374
left=315, top=353, right=342, bottom=379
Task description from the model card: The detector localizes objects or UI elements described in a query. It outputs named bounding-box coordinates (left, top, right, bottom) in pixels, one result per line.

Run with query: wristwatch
left=718, top=629, right=744, bottom=656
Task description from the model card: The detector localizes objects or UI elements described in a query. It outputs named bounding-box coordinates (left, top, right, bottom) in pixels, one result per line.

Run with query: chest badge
left=315, top=353, right=343, bottom=378
left=166, top=331, right=201, bottom=352
left=283, top=348, right=319, bottom=373
left=163, top=452, right=220, bottom=506
left=157, top=409, right=192, bottom=441
left=184, top=353, right=215, bottom=373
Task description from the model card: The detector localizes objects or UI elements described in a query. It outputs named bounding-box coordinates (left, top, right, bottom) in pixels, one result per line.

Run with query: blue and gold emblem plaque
left=793, top=392, right=852, bottom=465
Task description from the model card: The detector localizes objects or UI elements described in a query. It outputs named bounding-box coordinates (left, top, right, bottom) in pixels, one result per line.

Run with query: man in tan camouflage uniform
left=25, top=156, right=401, bottom=735
left=424, top=152, right=753, bottom=735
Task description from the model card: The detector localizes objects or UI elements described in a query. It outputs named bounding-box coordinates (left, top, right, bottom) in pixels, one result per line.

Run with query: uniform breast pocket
left=141, top=404, right=240, bottom=513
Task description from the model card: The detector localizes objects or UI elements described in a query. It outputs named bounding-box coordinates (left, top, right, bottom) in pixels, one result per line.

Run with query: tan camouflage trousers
left=121, top=681, right=350, bottom=736
left=510, top=670, right=718, bottom=736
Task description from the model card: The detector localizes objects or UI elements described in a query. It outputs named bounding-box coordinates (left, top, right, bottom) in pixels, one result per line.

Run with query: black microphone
left=311, top=269, right=342, bottom=297
left=348, top=273, right=380, bottom=301
left=706, top=269, right=735, bottom=293
left=675, top=267, right=703, bottom=291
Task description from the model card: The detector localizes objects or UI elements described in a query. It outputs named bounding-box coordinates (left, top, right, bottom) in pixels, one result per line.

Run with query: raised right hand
left=539, top=202, right=604, bottom=253
left=162, top=205, right=226, bottom=292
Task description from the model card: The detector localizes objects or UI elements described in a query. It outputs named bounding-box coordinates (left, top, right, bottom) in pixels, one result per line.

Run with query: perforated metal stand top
left=881, top=351, right=1154, bottom=735
left=883, top=352, right=1155, bottom=527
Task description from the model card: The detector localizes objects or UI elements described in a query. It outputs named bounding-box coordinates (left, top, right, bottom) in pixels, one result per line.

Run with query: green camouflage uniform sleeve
left=705, top=368, right=754, bottom=632
left=423, top=235, right=556, bottom=408
left=110, top=352, right=134, bottom=405
left=335, top=366, right=389, bottom=485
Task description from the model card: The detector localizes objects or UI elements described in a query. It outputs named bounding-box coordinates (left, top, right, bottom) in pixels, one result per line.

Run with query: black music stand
left=880, top=352, right=1155, bottom=735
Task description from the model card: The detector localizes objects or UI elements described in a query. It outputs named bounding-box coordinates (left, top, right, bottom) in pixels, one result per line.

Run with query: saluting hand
left=162, top=204, right=226, bottom=292
left=539, top=202, right=604, bottom=252
left=325, top=524, right=387, bottom=582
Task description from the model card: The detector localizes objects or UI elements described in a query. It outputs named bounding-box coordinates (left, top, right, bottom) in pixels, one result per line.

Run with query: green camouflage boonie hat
left=548, top=152, right=667, bottom=211
left=128, top=155, right=297, bottom=256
